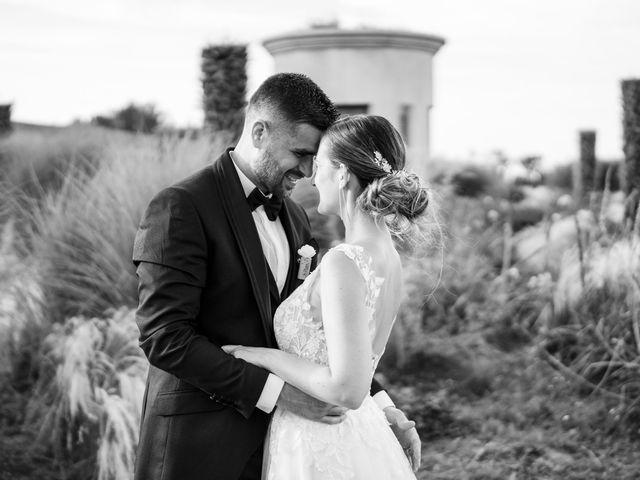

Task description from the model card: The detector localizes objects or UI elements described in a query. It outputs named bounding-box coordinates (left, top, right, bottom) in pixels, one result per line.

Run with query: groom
left=132, top=73, right=419, bottom=480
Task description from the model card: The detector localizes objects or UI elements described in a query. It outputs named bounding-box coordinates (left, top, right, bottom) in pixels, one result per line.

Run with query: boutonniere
left=296, top=244, right=317, bottom=280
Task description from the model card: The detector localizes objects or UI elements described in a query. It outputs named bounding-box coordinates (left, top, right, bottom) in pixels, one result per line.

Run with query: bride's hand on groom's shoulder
left=384, top=406, right=421, bottom=472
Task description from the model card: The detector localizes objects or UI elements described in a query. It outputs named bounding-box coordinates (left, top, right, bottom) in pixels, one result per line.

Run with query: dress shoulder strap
left=330, top=244, right=384, bottom=309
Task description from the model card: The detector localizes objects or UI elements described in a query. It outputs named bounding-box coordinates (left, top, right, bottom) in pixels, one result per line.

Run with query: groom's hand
left=276, top=383, right=347, bottom=424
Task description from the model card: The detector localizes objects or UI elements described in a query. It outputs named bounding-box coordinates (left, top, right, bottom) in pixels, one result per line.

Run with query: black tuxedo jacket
left=132, top=149, right=382, bottom=480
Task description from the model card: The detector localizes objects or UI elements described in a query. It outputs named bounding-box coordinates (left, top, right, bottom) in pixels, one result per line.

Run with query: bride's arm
left=223, top=250, right=372, bottom=409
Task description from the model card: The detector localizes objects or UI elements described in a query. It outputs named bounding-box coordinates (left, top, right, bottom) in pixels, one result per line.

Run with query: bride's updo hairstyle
left=323, top=114, right=431, bottom=245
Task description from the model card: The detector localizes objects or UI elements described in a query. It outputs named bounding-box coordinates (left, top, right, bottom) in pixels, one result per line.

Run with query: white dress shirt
left=230, top=152, right=395, bottom=414
left=231, top=152, right=287, bottom=413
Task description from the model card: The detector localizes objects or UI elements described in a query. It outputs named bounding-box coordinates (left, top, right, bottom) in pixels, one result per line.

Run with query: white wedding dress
left=263, top=243, right=417, bottom=480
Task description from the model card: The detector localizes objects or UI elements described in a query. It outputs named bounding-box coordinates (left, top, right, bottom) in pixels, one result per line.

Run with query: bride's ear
left=338, top=165, right=350, bottom=189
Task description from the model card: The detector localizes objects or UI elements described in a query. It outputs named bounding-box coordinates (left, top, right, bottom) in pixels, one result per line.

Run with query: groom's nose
left=299, top=156, right=314, bottom=178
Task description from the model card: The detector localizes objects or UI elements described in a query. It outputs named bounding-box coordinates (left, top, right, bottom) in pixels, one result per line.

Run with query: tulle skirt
left=262, top=396, right=417, bottom=480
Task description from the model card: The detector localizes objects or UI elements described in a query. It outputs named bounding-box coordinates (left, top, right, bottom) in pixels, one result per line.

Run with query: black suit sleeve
left=133, top=187, right=269, bottom=419
left=370, top=377, right=385, bottom=397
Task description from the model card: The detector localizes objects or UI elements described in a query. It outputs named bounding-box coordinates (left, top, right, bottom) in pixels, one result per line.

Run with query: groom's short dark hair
left=249, top=73, right=339, bottom=131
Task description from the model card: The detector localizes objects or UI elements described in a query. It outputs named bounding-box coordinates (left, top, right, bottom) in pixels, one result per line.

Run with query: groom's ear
left=251, top=120, right=267, bottom=148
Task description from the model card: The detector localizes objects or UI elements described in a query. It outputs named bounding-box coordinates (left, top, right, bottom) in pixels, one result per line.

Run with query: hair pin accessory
left=373, top=151, right=393, bottom=173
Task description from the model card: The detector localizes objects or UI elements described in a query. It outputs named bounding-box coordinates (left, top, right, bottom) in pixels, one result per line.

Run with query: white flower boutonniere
left=297, top=244, right=317, bottom=280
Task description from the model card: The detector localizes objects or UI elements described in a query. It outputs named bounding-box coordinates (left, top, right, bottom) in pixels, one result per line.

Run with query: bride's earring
left=338, top=168, right=353, bottom=227
left=338, top=165, right=350, bottom=190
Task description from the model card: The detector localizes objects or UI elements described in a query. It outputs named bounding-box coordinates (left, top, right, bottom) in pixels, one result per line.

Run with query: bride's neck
left=344, top=210, right=389, bottom=245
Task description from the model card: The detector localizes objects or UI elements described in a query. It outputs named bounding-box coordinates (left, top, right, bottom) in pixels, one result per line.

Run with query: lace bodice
left=266, top=244, right=416, bottom=480
left=273, top=243, right=385, bottom=371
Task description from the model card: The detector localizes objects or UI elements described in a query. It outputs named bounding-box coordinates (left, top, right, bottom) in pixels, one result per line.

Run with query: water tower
left=263, top=26, right=445, bottom=177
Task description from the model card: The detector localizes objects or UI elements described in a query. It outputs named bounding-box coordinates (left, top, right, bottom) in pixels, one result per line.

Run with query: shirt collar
left=230, top=150, right=262, bottom=198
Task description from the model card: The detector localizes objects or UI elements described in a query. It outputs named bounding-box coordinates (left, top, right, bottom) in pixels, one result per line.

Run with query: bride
left=223, top=114, right=430, bottom=479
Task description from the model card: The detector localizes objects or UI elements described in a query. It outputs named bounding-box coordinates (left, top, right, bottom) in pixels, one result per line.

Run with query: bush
left=1, top=131, right=224, bottom=387
left=544, top=162, right=574, bottom=190
left=594, top=161, right=623, bottom=192
left=1, top=129, right=227, bottom=479
left=542, top=238, right=640, bottom=436
left=201, top=44, right=247, bottom=140
left=0, top=104, right=12, bottom=135
left=622, top=79, right=640, bottom=201
left=450, top=166, right=494, bottom=198
left=0, top=125, right=108, bottom=214
left=8, top=133, right=222, bottom=323
left=92, top=103, right=161, bottom=134
left=378, top=190, right=500, bottom=370
left=510, top=205, right=546, bottom=231
left=24, top=308, right=146, bottom=480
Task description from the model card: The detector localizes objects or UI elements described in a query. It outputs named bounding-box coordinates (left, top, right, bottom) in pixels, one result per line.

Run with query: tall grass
left=13, top=133, right=222, bottom=322
left=3, top=124, right=638, bottom=477
left=0, top=125, right=110, bottom=209
left=0, top=129, right=227, bottom=479
left=539, top=187, right=640, bottom=434
left=25, top=308, right=146, bottom=480
left=379, top=188, right=500, bottom=371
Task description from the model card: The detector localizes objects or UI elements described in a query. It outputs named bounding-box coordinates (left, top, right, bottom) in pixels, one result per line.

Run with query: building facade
left=263, top=27, right=445, bottom=176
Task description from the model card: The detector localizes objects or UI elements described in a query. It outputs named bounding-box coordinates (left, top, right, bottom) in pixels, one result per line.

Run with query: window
left=400, top=104, right=411, bottom=145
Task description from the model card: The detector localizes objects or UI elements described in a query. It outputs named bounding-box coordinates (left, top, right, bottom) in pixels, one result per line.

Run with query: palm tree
left=201, top=44, right=247, bottom=142
left=0, top=103, right=12, bottom=135
left=622, top=79, right=640, bottom=227
left=578, top=130, right=596, bottom=202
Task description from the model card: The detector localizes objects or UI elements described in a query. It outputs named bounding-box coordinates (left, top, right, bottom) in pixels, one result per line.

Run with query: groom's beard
left=253, top=150, right=297, bottom=199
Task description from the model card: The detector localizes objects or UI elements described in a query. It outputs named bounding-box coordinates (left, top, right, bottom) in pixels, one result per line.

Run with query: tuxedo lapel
left=211, top=150, right=276, bottom=347
left=266, top=266, right=280, bottom=307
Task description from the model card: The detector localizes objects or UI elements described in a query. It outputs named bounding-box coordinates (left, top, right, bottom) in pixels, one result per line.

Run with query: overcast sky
left=1, top=0, right=639, bottom=166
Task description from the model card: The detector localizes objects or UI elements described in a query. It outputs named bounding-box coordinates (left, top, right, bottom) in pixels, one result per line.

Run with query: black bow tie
left=247, top=188, right=283, bottom=221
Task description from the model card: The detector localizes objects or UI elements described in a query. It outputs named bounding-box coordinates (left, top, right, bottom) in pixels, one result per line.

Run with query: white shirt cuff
left=256, top=373, right=285, bottom=413
left=373, top=390, right=395, bottom=410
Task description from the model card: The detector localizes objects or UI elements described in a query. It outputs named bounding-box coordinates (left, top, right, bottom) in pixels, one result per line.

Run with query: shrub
left=25, top=308, right=146, bottom=480
left=594, top=161, right=623, bottom=192
left=92, top=104, right=161, bottom=134
left=510, top=205, right=546, bottom=232
left=1, top=130, right=224, bottom=410
left=481, top=272, right=553, bottom=350
left=379, top=190, right=500, bottom=370
left=622, top=79, right=640, bottom=200
left=450, top=166, right=493, bottom=198
left=542, top=238, right=640, bottom=435
left=1, top=128, right=227, bottom=479
left=0, top=125, right=108, bottom=215
left=0, top=216, right=47, bottom=388
left=0, top=104, right=12, bottom=135
left=11, top=133, right=222, bottom=323
left=578, top=130, right=597, bottom=198
left=544, top=162, right=574, bottom=190
left=201, top=44, right=247, bottom=140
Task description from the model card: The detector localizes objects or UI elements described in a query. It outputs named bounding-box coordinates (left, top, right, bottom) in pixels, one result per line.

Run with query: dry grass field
left=0, top=125, right=638, bottom=479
